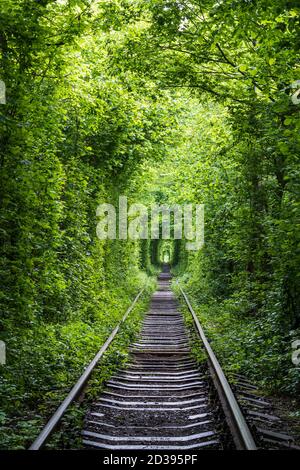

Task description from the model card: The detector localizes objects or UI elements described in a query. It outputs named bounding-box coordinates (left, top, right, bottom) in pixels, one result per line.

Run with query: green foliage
left=112, top=0, right=300, bottom=395
left=140, top=91, right=300, bottom=395
left=0, top=273, right=155, bottom=449
left=176, top=288, right=300, bottom=397
left=0, top=1, right=174, bottom=449
left=167, top=100, right=300, bottom=395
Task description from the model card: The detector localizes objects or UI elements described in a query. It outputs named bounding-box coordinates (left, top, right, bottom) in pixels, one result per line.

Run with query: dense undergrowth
left=174, top=276, right=300, bottom=398
left=0, top=272, right=156, bottom=450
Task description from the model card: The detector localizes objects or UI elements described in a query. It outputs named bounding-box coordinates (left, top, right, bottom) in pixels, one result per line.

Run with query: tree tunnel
left=147, top=239, right=182, bottom=269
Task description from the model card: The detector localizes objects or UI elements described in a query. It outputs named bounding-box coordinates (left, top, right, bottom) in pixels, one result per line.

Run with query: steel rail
left=179, top=286, right=257, bottom=450
left=29, top=288, right=145, bottom=450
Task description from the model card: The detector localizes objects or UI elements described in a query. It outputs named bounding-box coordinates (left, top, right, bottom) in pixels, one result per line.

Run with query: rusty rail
left=29, top=288, right=144, bottom=450
left=179, top=286, right=257, bottom=450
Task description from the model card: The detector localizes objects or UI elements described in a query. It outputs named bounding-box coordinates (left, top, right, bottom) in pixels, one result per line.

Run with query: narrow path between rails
left=82, top=268, right=226, bottom=450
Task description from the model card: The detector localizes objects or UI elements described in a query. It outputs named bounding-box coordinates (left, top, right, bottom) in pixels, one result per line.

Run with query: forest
left=0, top=0, right=299, bottom=451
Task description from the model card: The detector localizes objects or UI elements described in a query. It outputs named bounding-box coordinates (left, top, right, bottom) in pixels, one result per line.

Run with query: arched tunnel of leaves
left=0, top=0, right=299, bottom=449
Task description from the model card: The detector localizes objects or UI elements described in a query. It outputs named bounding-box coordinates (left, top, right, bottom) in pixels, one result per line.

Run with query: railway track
left=30, top=266, right=299, bottom=451
left=82, top=269, right=256, bottom=451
